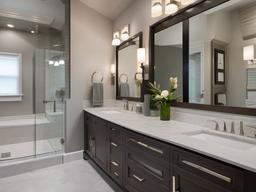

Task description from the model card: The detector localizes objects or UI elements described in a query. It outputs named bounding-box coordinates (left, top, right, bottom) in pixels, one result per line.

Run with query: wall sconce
left=151, top=0, right=198, bottom=18
left=165, top=0, right=179, bottom=15
left=112, top=32, right=121, bottom=46
left=110, top=64, right=116, bottom=85
left=121, top=25, right=130, bottom=41
left=243, top=45, right=256, bottom=65
left=151, top=0, right=163, bottom=18
left=137, top=48, right=146, bottom=65
left=180, top=0, right=197, bottom=6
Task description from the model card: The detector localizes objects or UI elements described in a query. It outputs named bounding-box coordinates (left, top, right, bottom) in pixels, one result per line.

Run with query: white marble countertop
left=84, top=107, right=256, bottom=173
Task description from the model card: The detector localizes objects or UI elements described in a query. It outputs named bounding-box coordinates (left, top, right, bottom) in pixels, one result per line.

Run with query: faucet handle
left=230, top=121, right=235, bottom=134
left=223, top=121, right=227, bottom=132
left=208, top=120, right=219, bottom=131
left=240, top=121, right=245, bottom=136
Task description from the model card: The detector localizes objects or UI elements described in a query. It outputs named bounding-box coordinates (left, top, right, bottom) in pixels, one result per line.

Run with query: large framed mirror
left=116, top=32, right=143, bottom=101
left=150, top=0, right=256, bottom=115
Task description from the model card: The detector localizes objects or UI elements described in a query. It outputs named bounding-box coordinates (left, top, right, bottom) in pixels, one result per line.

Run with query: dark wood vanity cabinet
left=84, top=112, right=256, bottom=192
left=86, top=113, right=108, bottom=169
left=172, top=147, right=244, bottom=192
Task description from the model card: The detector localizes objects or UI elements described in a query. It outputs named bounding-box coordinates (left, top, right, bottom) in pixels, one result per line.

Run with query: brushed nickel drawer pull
left=111, top=161, right=119, bottom=167
left=114, top=172, right=119, bottom=177
left=111, top=128, right=117, bottom=131
left=129, top=138, right=164, bottom=155
left=132, top=174, right=145, bottom=182
left=172, top=176, right=180, bottom=192
left=182, top=160, right=232, bottom=183
left=111, top=142, right=118, bottom=147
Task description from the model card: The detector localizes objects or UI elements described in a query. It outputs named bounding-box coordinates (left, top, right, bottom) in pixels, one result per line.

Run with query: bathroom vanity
left=84, top=108, right=256, bottom=192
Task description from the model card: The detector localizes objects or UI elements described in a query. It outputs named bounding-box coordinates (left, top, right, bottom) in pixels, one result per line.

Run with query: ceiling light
left=54, top=61, right=60, bottom=66
left=152, top=0, right=163, bottom=18
left=49, top=60, right=54, bottom=65
left=112, top=32, right=121, bottom=46
left=121, top=25, right=130, bottom=41
left=165, top=0, right=179, bottom=15
left=7, top=24, right=14, bottom=28
left=59, top=60, right=65, bottom=65
left=30, top=30, right=35, bottom=34
left=181, top=0, right=197, bottom=6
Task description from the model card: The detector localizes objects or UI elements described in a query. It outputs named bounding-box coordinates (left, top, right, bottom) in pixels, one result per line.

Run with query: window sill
left=0, top=94, right=24, bottom=102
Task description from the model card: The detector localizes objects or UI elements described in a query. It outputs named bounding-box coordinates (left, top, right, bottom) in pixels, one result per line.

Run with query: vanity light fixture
left=112, top=32, right=121, bottom=46
left=151, top=0, right=163, bottom=18
left=30, top=30, right=35, bottom=34
left=243, top=45, right=256, bottom=65
left=180, top=0, right=197, bottom=6
left=110, top=64, right=116, bottom=85
left=165, top=0, right=179, bottom=15
left=137, top=48, right=146, bottom=73
left=121, top=25, right=130, bottom=41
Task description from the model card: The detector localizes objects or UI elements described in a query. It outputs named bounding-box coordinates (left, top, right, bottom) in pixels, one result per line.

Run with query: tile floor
left=0, top=160, right=114, bottom=192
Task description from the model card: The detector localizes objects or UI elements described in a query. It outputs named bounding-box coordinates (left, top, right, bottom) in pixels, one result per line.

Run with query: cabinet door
left=172, top=167, right=232, bottom=192
left=94, top=117, right=107, bottom=169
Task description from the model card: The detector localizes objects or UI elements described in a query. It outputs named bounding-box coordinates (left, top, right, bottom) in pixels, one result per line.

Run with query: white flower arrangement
left=149, top=77, right=179, bottom=106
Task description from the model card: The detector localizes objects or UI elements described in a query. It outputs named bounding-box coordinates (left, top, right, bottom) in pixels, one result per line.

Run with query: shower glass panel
left=0, top=0, right=69, bottom=162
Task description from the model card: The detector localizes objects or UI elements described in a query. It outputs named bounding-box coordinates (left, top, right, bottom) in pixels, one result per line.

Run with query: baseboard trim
left=84, top=151, right=126, bottom=192
left=63, top=150, right=84, bottom=163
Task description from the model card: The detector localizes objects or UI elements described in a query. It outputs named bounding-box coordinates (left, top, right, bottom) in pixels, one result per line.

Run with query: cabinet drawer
left=173, top=148, right=244, bottom=192
left=125, top=150, right=170, bottom=188
left=125, top=131, right=169, bottom=162
left=109, top=159, right=122, bottom=184
left=125, top=154, right=169, bottom=192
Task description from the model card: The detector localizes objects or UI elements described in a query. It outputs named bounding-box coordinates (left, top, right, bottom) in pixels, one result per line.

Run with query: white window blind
left=0, top=53, right=22, bottom=101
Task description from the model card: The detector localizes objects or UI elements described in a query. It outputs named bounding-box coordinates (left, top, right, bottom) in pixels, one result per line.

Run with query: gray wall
left=155, top=46, right=183, bottom=97
left=66, top=0, right=114, bottom=153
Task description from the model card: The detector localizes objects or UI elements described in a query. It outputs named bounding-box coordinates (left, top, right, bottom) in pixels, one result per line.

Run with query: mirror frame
left=116, top=32, right=144, bottom=102
left=149, top=0, right=256, bottom=116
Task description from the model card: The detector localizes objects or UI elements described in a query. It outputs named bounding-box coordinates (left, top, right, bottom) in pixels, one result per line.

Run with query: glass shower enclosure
left=0, top=0, right=70, bottom=162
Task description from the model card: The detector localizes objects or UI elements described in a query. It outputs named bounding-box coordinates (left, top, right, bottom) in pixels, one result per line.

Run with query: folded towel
left=120, top=83, right=130, bottom=97
left=92, top=83, right=103, bottom=107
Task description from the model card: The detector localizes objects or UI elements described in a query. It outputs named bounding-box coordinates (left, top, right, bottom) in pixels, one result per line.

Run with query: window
left=0, top=52, right=23, bottom=101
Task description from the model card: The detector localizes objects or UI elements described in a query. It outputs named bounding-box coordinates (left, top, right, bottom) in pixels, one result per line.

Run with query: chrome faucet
left=239, top=121, right=245, bottom=136
left=223, top=121, right=227, bottom=132
left=230, top=121, right=235, bottom=134
left=208, top=120, right=220, bottom=131
left=123, top=99, right=129, bottom=110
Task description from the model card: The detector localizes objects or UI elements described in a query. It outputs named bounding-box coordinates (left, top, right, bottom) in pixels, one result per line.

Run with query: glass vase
left=160, top=103, right=171, bottom=121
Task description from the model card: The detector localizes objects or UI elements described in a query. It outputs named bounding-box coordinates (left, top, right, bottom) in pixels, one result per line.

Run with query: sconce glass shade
left=121, top=25, right=130, bottom=41
left=111, top=64, right=116, bottom=74
left=112, top=32, right=121, bottom=46
left=243, top=45, right=255, bottom=61
left=137, top=48, right=146, bottom=63
left=121, top=31, right=130, bottom=41
left=165, top=1, right=179, bottom=15
left=152, top=0, right=163, bottom=18
left=181, top=0, right=196, bottom=5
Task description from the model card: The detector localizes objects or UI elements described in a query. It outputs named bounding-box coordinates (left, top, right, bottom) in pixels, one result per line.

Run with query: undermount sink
left=184, top=130, right=256, bottom=151
left=102, top=110, right=121, bottom=115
